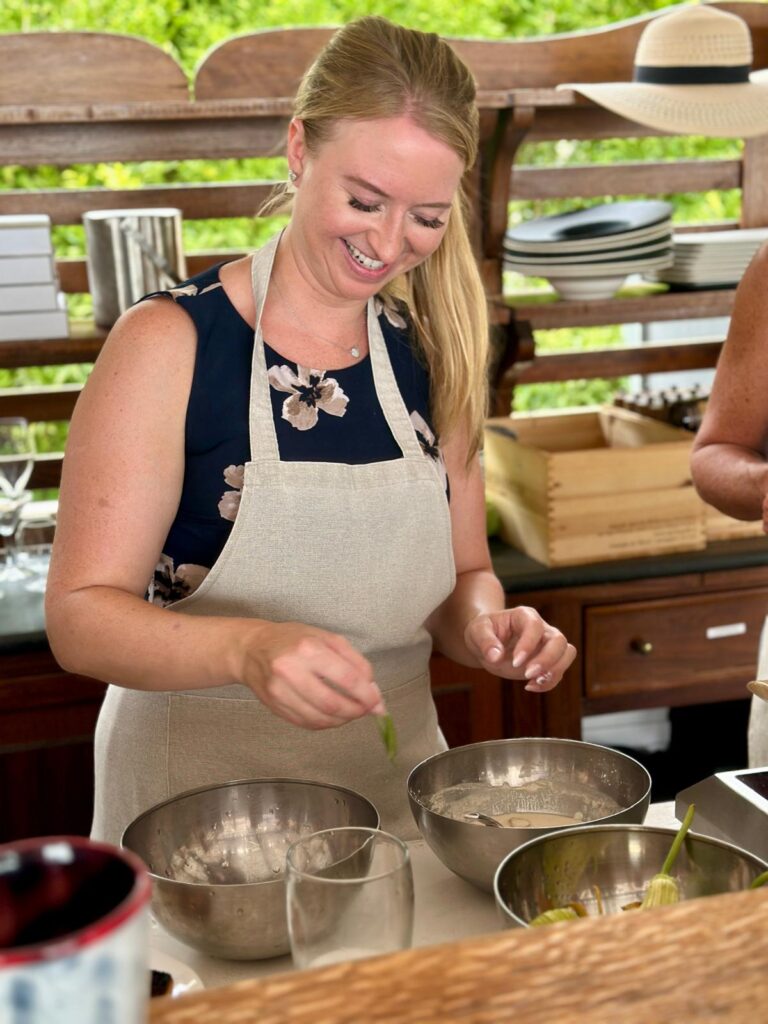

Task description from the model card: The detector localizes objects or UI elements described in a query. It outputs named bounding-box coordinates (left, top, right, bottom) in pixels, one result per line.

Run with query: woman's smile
left=342, top=238, right=386, bottom=273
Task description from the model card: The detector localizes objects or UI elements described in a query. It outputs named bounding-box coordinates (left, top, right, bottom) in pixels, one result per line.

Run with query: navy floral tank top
left=141, top=261, right=448, bottom=607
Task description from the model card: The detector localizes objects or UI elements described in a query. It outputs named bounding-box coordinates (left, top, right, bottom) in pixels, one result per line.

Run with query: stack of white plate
left=504, top=200, right=674, bottom=301
left=654, top=227, right=768, bottom=289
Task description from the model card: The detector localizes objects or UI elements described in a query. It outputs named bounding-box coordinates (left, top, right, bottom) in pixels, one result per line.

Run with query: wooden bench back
left=195, top=27, right=335, bottom=98
left=0, top=31, right=190, bottom=104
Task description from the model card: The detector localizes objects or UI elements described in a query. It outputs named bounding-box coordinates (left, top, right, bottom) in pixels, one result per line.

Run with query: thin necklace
left=270, top=275, right=366, bottom=360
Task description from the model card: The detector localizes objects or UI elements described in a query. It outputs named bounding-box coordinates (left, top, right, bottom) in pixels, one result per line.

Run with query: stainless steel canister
left=83, top=208, right=187, bottom=327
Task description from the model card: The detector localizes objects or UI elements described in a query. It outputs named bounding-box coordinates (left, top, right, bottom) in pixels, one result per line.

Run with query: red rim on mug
left=0, top=835, right=151, bottom=967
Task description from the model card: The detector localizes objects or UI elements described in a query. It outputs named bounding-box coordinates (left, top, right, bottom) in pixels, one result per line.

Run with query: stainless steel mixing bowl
left=121, top=777, right=379, bottom=960
left=494, top=823, right=768, bottom=926
left=407, top=738, right=651, bottom=892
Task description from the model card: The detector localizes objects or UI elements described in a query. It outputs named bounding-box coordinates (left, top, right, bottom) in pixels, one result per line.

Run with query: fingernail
left=512, top=651, right=527, bottom=668
left=372, top=700, right=387, bottom=715
left=487, top=645, right=503, bottom=661
left=524, top=663, right=541, bottom=679
left=525, top=673, right=551, bottom=691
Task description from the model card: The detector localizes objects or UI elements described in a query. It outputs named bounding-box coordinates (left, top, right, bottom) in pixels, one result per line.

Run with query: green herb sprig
left=376, top=713, right=397, bottom=763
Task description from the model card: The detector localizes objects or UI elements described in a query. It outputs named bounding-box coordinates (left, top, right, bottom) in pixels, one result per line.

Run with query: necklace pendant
left=350, top=346, right=360, bottom=358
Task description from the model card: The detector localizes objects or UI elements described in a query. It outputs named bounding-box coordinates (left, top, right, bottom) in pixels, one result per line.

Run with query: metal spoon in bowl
left=748, top=680, right=768, bottom=703
left=463, top=812, right=504, bottom=827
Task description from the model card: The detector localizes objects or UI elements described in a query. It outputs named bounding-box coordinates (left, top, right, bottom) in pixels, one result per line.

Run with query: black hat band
left=634, top=64, right=751, bottom=85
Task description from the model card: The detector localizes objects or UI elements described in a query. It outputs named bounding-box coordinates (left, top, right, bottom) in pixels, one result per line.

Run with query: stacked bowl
left=504, top=200, right=674, bottom=300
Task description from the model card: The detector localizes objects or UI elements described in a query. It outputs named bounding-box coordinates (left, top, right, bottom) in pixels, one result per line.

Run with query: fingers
left=465, top=615, right=508, bottom=665
left=465, top=606, right=545, bottom=672
left=523, top=642, right=577, bottom=692
left=257, top=631, right=384, bottom=730
left=466, top=607, right=576, bottom=691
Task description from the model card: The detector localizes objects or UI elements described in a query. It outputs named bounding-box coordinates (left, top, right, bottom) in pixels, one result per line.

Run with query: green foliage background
left=0, top=0, right=678, bottom=67
left=0, top=0, right=758, bottom=449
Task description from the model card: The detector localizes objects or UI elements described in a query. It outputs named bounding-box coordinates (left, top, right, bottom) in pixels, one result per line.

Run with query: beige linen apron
left=92, top=233, right=455, bottom=844
left=748, top=615, right=768, bottom=767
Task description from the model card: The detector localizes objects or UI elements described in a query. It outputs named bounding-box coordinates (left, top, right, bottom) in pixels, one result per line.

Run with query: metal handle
left=630, top=638, right=654, bottom=655
left=118, top=218, right=182, bottom=287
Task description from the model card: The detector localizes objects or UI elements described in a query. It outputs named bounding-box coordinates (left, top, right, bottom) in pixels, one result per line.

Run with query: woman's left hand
left=464, top=606, right=576, bottom=691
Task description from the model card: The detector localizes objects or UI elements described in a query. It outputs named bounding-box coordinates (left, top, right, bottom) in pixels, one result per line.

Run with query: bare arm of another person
left=691, top=244, right=768, bottom=528
left=45, top=298, right=382, bottom=729
left=425, top=425, right=576, bottom=692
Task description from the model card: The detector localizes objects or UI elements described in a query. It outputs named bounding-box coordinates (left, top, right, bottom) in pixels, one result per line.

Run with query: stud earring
left=286, top=168, right=298, bottom=195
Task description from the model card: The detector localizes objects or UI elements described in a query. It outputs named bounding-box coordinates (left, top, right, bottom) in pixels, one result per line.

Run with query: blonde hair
left=264, top=16, right=489, bottom=457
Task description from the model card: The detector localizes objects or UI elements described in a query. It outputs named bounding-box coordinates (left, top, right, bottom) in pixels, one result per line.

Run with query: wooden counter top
left=149, top=885, right=768, bottom=1023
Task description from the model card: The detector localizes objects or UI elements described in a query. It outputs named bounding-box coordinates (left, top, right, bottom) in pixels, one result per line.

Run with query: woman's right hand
left=238, top=622, right=386, bottom=730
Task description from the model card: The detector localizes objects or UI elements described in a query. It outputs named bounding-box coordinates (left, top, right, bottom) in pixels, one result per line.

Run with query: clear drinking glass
left=0, top=417, right=35, bottom=498
left=285, top=827, right=414, bottom=970
left=0, top=490, right=32, bottom=585
left=17, top=513, right=56, bottom=592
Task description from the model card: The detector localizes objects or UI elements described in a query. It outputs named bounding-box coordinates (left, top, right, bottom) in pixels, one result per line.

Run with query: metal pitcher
left=83, top=208, right=187, bottom=328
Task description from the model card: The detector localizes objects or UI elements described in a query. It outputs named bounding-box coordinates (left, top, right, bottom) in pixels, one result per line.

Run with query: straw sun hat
left=560, top=4, right=768, bottom=138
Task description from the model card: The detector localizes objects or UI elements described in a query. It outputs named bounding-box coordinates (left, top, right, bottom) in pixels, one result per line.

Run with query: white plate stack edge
left=0, top=214, right=69, bottom=341
left=653, top=227, right=768, bottom=289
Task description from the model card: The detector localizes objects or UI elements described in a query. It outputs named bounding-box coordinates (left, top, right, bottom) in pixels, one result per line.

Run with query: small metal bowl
left=122, top=777, right=379, bottom=960
left=494, top=823, right=768, bottom=927
left=408, top=738, right=651, bottom=892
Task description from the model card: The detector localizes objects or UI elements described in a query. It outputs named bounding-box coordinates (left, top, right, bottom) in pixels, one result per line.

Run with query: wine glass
left=0, top=417, right=35, bottom=498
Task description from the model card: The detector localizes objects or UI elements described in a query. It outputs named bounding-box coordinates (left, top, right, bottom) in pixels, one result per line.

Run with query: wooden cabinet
left=0, top=646, right=105, bottom=842
left=499, top=542, right=768, bottom=741
left=429, top=654, right=504, bottom=748
left=584, top=588, right=768, bottom=700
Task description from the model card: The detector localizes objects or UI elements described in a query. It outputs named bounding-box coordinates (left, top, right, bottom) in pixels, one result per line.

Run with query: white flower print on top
left=166, top=281, right=223, bottom=301
left=218, top=464, right=244, bottom=522
left=268, top=365, right=349, bottom=431
left=411, top=410, right=448, bottom=492
left=149, top=553, right=209, bottom=607
left=374, top=295, right=409, bottom=331
left=166, top=284, right=199, bottom=299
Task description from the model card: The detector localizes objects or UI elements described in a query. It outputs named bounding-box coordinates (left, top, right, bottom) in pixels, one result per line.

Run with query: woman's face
left=284, top=114, right=465, bottom=303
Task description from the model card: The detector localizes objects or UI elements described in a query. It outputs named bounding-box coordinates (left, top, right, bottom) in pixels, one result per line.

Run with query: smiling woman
left=45, top=16, right=576, bottom=847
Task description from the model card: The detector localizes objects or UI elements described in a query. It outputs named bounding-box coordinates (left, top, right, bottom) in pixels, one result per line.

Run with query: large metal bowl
left=408, top=738, right=651, bottom=891
left=494, top=823, right=768, bottom=926
left=121, top=777, right=379, bottom=960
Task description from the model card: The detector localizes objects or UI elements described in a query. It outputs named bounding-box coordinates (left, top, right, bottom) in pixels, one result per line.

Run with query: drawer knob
left=631, top=639, right=654, bottom=655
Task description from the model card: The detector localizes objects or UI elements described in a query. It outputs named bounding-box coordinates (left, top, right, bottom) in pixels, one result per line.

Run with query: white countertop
left=149, top=801, right=679, bottom=992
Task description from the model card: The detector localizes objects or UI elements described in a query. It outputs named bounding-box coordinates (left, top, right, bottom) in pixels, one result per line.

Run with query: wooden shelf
left=500, top=288, right=737, bottom=330
left=0, top=321, right=105, bottom=369
left=510, top=336, right=725, bottom=384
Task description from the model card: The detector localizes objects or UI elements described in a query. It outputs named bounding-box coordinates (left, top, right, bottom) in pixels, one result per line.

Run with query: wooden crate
left=483, top=406, right=705, bottom=567
left=703, top=503, right=765, bottom=542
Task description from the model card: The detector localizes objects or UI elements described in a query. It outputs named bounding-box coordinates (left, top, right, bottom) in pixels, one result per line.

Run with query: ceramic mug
left=0, top=835, right=151, bottom=1023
